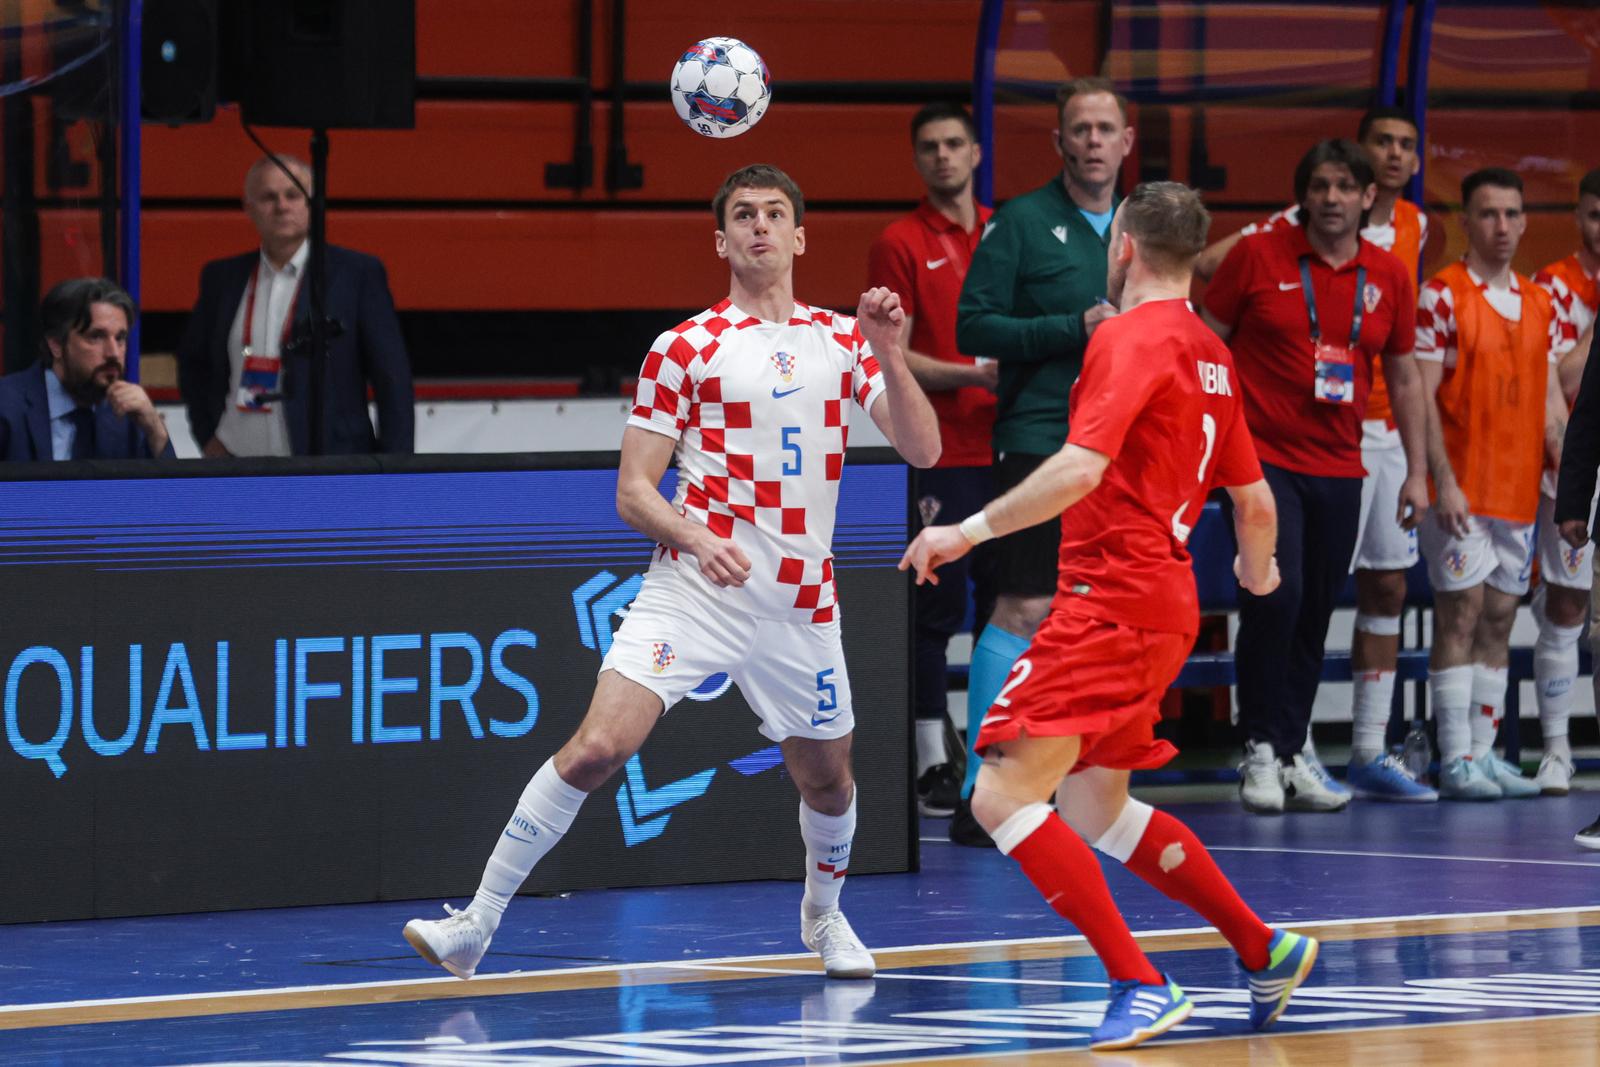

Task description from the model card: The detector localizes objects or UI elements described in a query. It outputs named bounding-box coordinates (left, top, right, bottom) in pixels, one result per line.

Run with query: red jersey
left=866, top=198, right=995, bottom=467
left=1204, top=223, right=1416, bottom=477
left=1059, top=299, right=1263, bottom=636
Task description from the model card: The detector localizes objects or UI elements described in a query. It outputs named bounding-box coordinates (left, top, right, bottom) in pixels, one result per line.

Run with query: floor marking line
left=3, top=904, right=1597, bottom=1031
left=680, top=964, right=1108, bottom=987
left=1210, top=846, right=1600, bottom=869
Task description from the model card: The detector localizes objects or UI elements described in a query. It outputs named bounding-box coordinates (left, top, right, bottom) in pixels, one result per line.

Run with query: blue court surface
left=5, top=794, right=1600, bottom=1064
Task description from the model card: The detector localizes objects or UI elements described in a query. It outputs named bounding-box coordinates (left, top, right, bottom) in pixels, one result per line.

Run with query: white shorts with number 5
left=600, top=560, right=855, bottom=742
left=1419, top=514, right=1535, bottom=596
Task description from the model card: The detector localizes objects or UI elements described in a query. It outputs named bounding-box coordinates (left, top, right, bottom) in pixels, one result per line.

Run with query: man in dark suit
left=0, top=277, right=174, bottom=461
left=177, top=154, right=414, bottom=456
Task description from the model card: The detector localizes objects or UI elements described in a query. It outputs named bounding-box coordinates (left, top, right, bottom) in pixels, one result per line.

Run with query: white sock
left=915, top=719, right=946, bottom=775
left=470, top=758, right=588, bottom=930
left=800, top=793, right=856, bottom=917
left=1430, top=665, right=1474, bottom=763
left=1352, top=669, right=1397, bottom=765
left=1469, top=664, right=1508, bottom=761
left=1535, top=615, right=1582, bottom=763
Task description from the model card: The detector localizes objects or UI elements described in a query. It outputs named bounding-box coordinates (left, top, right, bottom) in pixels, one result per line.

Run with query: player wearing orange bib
left=1417, top=168, right=1572, bottom=801
left=1528, top=168, right=1600, bottom=794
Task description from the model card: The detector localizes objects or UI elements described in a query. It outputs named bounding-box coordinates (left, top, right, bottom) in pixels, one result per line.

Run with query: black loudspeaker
left=141, top=0, right=219, bottom=124
left=235, top=0, right=415, bottom=129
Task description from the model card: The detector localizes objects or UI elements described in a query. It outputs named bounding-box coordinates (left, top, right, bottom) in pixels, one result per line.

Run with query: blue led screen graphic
left=0, top=460, right=911, bottom=923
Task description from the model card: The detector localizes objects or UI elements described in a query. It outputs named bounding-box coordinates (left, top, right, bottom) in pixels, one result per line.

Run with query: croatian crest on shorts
left=1565, top=545, right=1585, bottom=574
left=1364, top=283, right=1383, bottom=313
left=1444, top=549, right=1469, bottom=578
left=771, top=350, right=797, bottom=382
left=650, top=641, right=676, bottom=673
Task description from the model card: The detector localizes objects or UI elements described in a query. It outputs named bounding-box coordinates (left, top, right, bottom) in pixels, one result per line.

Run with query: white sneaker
left=1240, top=741, right=1284, bottom=814
left=1299, top=739, right=1351, bottom=797
left=1537, top=751, right=1575, bottom=796
left=802, top=907, right=876, bottom=979
left=404, top=904, right=492, bottom=979
left=1479, top=753, right=1540, bottom=799
left=1283, top=754, right=1350, bottom=812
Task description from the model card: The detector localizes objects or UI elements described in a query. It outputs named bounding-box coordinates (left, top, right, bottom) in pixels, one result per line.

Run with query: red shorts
left=974, top=608, right=1194, bottom=773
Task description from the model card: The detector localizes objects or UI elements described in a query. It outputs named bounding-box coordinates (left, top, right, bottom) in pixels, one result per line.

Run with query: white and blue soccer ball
left=670, top=37, right=771, bottom=139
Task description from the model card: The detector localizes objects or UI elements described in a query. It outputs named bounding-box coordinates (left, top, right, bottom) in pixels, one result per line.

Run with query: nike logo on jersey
left=811, top=711, right=843, bottom=727
left=772, top=385, right=805, bottom=399
left=1051, top=225, right=1068, bottom=244
left=925, top=257, right=949, bottom=270
left=1278, top=281, right=1301, bottom=291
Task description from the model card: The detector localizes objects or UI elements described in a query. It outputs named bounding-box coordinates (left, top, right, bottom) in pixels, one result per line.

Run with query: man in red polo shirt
left=1203, top=139, right=1428, bottom=815
left=868, top=102, right=997, bottom=817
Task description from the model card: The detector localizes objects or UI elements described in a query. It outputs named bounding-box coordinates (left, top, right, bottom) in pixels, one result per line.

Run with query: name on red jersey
left=1196, top=360, right=1233, bottom=396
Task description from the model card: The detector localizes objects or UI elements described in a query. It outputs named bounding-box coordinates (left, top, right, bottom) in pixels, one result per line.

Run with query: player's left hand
left=856, top=286, right=906, bottom=358
left=1395, top=473, right=1429, bottom=531
left=1560, top=518, right=1590, bottom=550
left=898, top=524, right=972, bottom=584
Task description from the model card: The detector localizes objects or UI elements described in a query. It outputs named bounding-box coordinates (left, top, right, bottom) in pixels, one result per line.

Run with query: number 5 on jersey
left=781, top=426, right=802, bottom=475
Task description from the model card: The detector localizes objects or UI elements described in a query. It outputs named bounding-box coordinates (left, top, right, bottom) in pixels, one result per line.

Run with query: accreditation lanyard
left=236, top=262, right=302, bottom=413
left=1301, top=256, right=1366, bottom=407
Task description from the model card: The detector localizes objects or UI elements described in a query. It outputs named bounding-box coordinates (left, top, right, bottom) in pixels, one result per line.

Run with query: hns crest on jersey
left=650, top=641, right=676, bottom=674
left=771, top=350, right=797, bottom=382
left=1364, top=283, right=1383, bottom=314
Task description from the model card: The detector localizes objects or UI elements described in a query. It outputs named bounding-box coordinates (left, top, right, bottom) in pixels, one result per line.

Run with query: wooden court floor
left=4, top=795, right=1599, bottom=1064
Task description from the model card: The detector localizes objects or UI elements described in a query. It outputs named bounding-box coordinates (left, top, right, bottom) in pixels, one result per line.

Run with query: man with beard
left=1203, top=140, right=1428, bottom=814
left=0, top=277, right=173, bottom=460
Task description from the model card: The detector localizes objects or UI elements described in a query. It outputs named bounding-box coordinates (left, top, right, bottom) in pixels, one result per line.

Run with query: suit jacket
left=176, top=244, right=415, bottom=455
left=0, top=366, right=176, bottom=461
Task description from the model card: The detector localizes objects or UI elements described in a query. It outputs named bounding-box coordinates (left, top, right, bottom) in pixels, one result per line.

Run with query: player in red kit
left=902, top=182, right=1317, bottom=1051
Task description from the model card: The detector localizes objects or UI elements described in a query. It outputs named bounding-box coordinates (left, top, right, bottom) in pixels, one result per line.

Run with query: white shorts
left=1419, top=514, right=1535, bottom=596
left=1351, top=421, right=1418, bottom=572
left=1537, top=493, right=1595, bottom=591
left=599, top=563, right=855, bottom=742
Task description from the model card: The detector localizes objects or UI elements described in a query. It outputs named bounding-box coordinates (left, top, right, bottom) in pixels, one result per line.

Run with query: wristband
left=959, top=511, right=995, bottom=546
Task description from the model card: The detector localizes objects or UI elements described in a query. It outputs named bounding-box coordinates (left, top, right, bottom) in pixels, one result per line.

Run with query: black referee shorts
left=990, top=451, right=1061, bottom=599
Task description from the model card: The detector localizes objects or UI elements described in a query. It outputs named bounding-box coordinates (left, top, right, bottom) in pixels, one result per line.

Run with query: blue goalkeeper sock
left=961, top=624, right=1031, bottom=798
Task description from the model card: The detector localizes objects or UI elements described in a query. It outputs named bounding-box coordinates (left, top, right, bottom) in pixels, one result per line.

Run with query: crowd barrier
left=0, top=450, right=913, bottom=923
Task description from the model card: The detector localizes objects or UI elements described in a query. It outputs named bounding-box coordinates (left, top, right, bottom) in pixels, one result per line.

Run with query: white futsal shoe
left=404, top=904, right=493, bottom=979
left=1537, top=751, right=1575, bottom=796
left=1282, top=753, right=1350, bottom=812
left=1239, top=741, right=1285, bottom=814
left=802, top=905, right=876, bottom=979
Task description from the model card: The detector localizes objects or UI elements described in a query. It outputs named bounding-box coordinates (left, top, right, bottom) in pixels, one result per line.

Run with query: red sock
left=1122, top=809, right=1272, bottom=970
left=1006, top=810, right=1163, bottom=985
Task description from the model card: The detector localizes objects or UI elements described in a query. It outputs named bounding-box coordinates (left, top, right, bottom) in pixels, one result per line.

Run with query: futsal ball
left=670, top=37, right=771, bottom=139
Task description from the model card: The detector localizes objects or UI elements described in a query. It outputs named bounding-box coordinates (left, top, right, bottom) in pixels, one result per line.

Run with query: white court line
left=1208, top=846, right=1600, bottom=869
left=683, top=964, right=1107, bottom=988
left=3, top=903, right=1595, bottom=1016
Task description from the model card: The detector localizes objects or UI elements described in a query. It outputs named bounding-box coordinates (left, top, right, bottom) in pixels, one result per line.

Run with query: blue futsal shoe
left=1088, top=975, right=1193, bottom=1051
left=1346, top=754, right=1438, bottom=802
left=1242, top=929, right=1319, bottom=1030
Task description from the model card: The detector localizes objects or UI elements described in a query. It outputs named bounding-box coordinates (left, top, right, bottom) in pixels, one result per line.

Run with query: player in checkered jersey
left=403, top=164, right=942, bottom=982
left=903, top=183, right=1316, bottom=1051
left=1529, top=169, right=1600, bottom=795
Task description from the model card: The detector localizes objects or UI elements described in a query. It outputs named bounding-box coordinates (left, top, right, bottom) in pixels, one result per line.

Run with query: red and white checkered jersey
left=1416, top=266, right=1571, bottom=368
left=1533, top=254, right=1597, bottom=346
left=629, top=298, right=886, bottom=623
